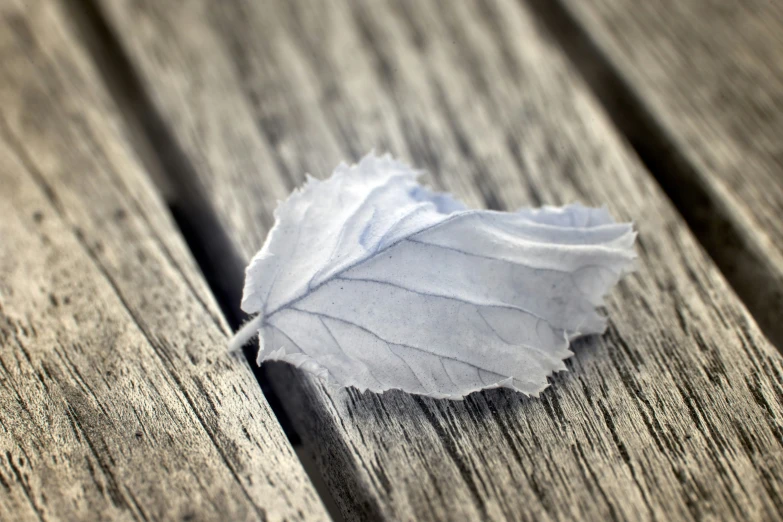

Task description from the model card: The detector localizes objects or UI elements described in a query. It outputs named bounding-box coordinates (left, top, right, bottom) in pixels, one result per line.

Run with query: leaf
left=231, top=153, right=636, bottom=399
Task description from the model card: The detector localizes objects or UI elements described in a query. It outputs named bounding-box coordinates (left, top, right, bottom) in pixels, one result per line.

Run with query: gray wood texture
left=0, top=1, right=328, bottom=520
left=548, top=0, right=783, bottom=349
left=95, top=0, right=783, bottom=520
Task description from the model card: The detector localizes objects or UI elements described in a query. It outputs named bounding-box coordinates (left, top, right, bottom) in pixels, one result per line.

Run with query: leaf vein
left=289, top=307, right=516, bottom=382
left=335, top=275, right=549, bottom=323
left=320, top=316, right=384, bottom=389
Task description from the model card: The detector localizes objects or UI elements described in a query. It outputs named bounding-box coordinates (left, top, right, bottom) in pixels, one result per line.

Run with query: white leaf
left=231, top=153, right=636, bottom=399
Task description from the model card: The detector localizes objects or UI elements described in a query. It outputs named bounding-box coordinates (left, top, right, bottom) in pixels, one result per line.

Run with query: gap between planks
left=0, top=0, right=331, bottom=519
left=58, top=0, right=345, bottom=518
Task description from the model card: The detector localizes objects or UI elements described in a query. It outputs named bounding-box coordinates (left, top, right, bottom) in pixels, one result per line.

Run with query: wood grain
left=96, top=0, right=783, bottom=519
left=539, top=0, right=783, bottom=350
left=0, top=1, right=328, bottom=520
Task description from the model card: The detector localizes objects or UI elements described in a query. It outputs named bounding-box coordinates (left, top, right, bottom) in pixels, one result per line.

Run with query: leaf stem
left=228, top=315, right=264, bottom=353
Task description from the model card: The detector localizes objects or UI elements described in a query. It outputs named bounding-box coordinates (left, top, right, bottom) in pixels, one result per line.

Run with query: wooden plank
left=0, top=1, right=329, bottom=521
left=96, top=0, right=783, bottom=519
left=535, top=0, right=783, bottom=349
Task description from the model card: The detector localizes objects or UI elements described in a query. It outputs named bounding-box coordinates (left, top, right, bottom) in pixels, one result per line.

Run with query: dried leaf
left=231, top=153, right=636, bottom=399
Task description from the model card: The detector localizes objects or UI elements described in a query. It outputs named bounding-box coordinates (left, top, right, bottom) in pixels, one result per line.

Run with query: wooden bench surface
left=2, top=0, right=783, bottom=520
left=93, top=0, right=783, bottom=520
left=0, top=2, right=328, bottom=520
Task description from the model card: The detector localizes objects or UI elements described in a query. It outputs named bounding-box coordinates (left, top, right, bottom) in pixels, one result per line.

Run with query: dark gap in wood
left=58, top=0, right=244, bottom=321
left=62, top=0, right=301, bottom=433
left=166, top=203, right=302, bottom=444
left=59, top=4, right=246, bottom=323
left=58, top=4, right=356, bottom=515
left=294, top=446, right=349, bottom=521
left=523, top=0, right=783, bottom=351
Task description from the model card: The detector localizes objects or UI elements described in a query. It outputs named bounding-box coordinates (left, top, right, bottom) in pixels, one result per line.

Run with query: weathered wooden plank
left=536, top=0, right=783, bottom=349
left=96, top=0, right=783, bottom=520
left=0, top=1, right=329, bottom=520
